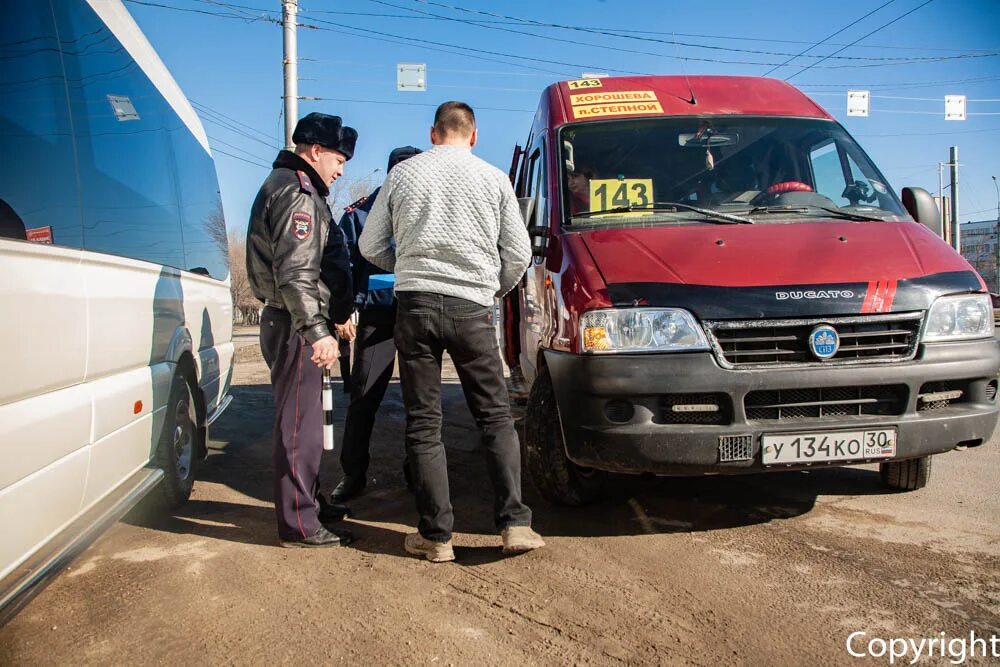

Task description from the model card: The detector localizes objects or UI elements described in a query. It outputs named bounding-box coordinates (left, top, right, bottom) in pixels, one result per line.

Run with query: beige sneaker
left=404, top=532, right=455, bottom=562
left=501, top=526, right=545, bottom=554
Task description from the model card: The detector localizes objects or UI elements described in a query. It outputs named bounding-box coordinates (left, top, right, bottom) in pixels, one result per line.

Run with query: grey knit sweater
left=358, top=145, right=531, bottom=307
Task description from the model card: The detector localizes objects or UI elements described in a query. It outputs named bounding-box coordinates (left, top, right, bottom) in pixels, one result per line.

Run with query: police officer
left=246, top=112, right=358, bottom=548
left=331, top=146, right=421, bottom=503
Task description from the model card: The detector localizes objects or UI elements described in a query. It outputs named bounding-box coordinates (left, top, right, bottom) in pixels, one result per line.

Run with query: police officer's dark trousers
left=340, top=307, right=397, bottom=478
left=260, top=305, right=324, bottom=540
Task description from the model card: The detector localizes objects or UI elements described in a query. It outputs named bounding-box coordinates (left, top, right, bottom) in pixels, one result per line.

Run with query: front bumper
left=544, top=339, right=1000, bottom=475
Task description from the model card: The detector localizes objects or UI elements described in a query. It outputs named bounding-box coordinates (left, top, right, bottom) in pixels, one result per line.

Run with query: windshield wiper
left=573, top=201, right=753, bottom=224
left=744, top=205, right=889, bottom=222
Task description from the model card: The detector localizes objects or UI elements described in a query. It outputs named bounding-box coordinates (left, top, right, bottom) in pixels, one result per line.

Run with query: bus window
left=0, top=4, right=83, bottom=247
left=54, top=1, right=186, bottom=269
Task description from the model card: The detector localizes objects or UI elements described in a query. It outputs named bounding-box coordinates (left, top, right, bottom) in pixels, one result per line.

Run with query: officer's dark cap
left=388, top=146, right=422, bottom=172
left=292, top=112, right=358, bottom=160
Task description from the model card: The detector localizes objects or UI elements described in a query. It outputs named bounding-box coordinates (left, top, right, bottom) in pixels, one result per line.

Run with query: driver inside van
left=567, top=164, right=596, bottom=214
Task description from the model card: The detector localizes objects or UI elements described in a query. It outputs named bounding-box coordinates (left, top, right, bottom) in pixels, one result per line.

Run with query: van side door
left=519, top=136, right=548, bottom=384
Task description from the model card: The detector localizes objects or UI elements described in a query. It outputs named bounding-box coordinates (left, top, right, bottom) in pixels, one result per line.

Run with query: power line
left=761, top=0, right=897, bottom=76
left=294, top=15, right=606, bottom=76
left=211, top=146, right=270, bottom=168
left=786, top=0, right=937, bottom=81
left=300, top=96, right=533, bottom=113
left=190, top=99, right=276, bottom=141
left=124, top=0, right=273, bottom=22
left=293, top=4, right=990, bottom=54
left=206, top=133, right=273, bottom=163
left=386, top=0, right=996, bottom=67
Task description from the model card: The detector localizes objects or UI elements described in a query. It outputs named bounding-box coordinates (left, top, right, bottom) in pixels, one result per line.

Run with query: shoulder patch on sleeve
left=344, top=195, right=368, bottom=213
left=296, top=170, right=315, bottom=194
left=291, top=211, right=312, bottom=240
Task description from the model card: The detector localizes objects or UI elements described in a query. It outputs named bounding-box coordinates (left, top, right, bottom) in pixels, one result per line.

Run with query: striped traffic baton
left=322, top=366, right=335, bottom=451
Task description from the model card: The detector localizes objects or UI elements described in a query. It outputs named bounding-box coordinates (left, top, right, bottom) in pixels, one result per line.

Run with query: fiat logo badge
left=809, top=324, right=840, bottom=360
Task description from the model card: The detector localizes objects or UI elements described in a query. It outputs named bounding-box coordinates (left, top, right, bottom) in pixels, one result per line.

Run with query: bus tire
left=523, top=367, right=604, bottom=506
left=880, top=455, right=932, bottom=491
left=154, top=370, right=200, bottom=508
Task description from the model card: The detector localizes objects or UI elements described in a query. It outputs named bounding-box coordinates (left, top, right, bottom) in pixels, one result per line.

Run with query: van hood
left=578, top=220, right=983, bottom=319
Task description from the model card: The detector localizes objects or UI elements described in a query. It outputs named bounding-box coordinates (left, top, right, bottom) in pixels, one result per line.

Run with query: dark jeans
left=340, top=307, right=397, bottom=479
left=395, top=291, right=531, bottom=542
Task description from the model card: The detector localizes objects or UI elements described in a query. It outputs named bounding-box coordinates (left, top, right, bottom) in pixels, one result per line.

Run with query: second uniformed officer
left=247, top=112, right=358, bottom=548
left=331, top=146, right=422, bottom=503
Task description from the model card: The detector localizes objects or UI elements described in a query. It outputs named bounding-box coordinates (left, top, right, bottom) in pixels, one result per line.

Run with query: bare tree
left=228, top=230, right=260, bottom=325
left=328, top=174, right=380, bottom=213
left=203, top=202, right=230, bottom=271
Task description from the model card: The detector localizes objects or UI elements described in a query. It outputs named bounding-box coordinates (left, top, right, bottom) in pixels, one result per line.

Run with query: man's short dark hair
left=433, top=101, right=476, bottom=137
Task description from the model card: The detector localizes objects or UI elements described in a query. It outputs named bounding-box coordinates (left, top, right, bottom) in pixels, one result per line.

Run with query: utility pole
left=936, top=162, right=951, bottom=245
left=282, top=0, right=298, bottom=150
left=994, top=175, right=999, bottom=295
left=993, top=176, right=999, bottom=225
left=950, top=146, right=960, bottom=254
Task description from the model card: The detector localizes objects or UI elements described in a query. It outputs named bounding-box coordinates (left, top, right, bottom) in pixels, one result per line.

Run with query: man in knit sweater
left=359, top=101, right=544, bottom=562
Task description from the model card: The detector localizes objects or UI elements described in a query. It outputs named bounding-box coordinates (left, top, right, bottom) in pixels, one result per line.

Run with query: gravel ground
left=2, top=341, right=998, bottom=665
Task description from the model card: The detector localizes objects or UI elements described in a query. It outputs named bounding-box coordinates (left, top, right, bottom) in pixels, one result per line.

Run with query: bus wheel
left=154, top=372, right=200, bottom=508
left=880, top=455, right=932, bottom=491
left=523, top=367, right=604, bottom=506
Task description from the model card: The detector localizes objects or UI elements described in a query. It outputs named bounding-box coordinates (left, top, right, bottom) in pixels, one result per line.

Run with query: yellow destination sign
left=570, top=90, right=658, bottom=106
left=572, top=101, right=664, bottom=119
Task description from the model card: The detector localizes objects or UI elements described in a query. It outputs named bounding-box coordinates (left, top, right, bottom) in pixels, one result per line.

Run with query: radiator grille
left=745, top=385, right=907, bottom=422
left=705, top=313, right=922, bottom=368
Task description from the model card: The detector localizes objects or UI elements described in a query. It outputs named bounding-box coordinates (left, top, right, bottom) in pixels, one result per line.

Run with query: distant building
left=960, top=219, right=1000, bottom=293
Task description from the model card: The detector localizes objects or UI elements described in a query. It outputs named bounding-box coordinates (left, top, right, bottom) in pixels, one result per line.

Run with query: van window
left=171, top=131, right=230, bottom=279
left=809, top=139, right=890, bottom=211
left=559, top=117, right=905, bottom=226
left=53, top=2, right=187, bottom=270
left=0, top=4, right=84, bottom=247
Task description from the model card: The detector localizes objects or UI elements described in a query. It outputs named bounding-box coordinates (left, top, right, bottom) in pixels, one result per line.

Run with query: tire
left=153, top=370, right=201, bottom=508
left=880, top=455, right=932, bottom=491
left=523, top=366, right=605, bottom=506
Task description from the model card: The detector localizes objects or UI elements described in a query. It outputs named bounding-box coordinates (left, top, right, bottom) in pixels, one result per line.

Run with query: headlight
left=922, top=294, right=994, bottom=342
left=580, top=308, right=709, bottom=353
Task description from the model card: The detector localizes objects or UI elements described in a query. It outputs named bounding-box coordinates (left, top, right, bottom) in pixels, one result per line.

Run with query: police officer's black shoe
left=279, top=526, right=353, bottom=548
left=330, top=475, right=367, bottom=503
left=317, top=492, right=351, bottom=524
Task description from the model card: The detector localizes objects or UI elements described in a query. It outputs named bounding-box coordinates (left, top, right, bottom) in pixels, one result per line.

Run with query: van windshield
left=559, top=117, right=907, bottom=225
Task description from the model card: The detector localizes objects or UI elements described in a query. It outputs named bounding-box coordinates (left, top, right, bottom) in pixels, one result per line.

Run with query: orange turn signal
left=133, top=400, right=143, bottom=414
left=583, top=327, right=611, bottom=351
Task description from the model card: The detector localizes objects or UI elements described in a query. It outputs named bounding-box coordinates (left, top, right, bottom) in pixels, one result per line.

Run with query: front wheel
left=880, top=456, right=932, bottom=491
left=153, top=371, right=201, bottom=508
left=523, top=367, right=605, bottom=506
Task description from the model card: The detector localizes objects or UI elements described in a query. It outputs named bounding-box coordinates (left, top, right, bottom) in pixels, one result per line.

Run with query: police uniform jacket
left=338, top=187, right=395, bottom=312
left=247, top=150, right=353, bottom=343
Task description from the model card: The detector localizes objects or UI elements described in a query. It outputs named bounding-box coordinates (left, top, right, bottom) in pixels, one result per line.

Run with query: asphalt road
left=1, top=344, right=998, bottom=665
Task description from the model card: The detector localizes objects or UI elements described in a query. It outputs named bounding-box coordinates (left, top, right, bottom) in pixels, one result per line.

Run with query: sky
left=123, top=0, right=1000, bottom=233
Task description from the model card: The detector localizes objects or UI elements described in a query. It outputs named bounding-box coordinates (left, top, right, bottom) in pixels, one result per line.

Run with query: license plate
left=761, top=428, right=897, bottom=465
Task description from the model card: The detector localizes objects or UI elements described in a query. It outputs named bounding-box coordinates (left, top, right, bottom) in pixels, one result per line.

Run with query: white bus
left=0, top=0, right=234, bottom=622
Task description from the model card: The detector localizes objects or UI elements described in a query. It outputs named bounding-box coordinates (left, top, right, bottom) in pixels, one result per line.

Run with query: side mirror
left=901, top=187, right=941, bottom=236
left=518, top=196, right=547, bottom=258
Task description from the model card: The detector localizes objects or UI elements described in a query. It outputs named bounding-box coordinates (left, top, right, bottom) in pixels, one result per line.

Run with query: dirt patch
left=2, top=354, right=998, bottom=665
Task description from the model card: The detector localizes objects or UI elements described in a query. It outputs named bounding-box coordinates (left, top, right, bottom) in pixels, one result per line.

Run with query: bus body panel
left=0, top=0, right=234, bottom=600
